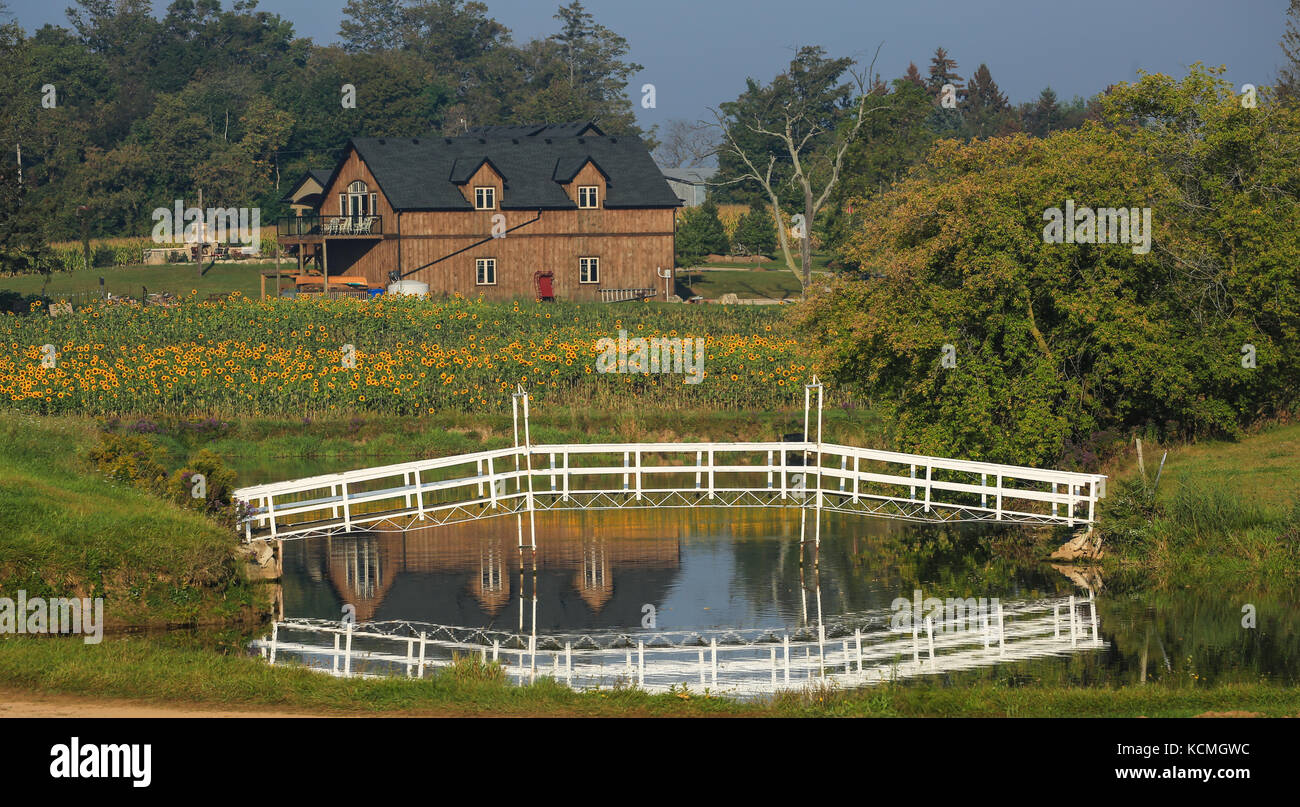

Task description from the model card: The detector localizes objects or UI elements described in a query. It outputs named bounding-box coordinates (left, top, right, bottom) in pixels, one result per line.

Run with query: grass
left=0, top=416, right=267, bottom=627
left=1099, top=423, right=1300, bottom=583
left=2, top=635, right=1297, bottom=716
left=676, top=268, right=806, bottom=300
left=0, top=261, right=290, bottom=301
left=96, top=407, right=888, bottom=485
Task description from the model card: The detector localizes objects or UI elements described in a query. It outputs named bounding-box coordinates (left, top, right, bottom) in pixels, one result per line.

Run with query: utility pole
left=195, top=188, right=203, bottom=278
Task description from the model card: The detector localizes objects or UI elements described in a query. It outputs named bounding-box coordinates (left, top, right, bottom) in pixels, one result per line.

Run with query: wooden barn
left=277, top=122, right=681, bottom=302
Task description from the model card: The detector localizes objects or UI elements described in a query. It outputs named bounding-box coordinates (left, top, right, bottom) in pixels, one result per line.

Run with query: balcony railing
left=277, top=215, right=383, bottom=239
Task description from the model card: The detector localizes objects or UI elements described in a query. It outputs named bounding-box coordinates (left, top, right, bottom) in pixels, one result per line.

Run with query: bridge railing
left=233, top=441, right=1107, bottom=541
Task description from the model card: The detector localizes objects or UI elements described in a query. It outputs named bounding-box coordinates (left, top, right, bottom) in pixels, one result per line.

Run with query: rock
left=719, top=292, right=739, bottom=305
left=1050, top=529, right=1104, bottom=562
left=238, top=539, right=281, bottom=580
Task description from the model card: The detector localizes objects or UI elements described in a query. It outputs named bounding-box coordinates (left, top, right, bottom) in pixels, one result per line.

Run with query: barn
left=277, top=122, right=681, bottom=302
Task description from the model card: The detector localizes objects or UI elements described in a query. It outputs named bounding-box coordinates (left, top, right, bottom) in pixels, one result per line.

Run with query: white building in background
left=659, top=166, right=714, bottom=207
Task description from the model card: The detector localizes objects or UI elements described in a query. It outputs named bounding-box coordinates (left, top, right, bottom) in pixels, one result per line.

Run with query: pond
left=259, top=506, right=1300, bottom=694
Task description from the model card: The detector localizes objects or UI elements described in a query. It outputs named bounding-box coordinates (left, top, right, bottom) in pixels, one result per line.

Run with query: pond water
left=266, top=507, right=1300, bottom=690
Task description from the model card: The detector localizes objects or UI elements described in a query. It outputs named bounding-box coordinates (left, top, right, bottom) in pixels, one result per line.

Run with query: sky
left=4, top=0, right=1292, bottom=130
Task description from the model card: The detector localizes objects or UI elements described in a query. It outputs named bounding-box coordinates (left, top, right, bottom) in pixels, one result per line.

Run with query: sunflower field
left=1, top=295, right=809, bottom=416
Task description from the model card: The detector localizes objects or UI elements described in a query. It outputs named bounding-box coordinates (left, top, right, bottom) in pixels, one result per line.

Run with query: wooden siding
left=310, top=145, right=675, bottom=301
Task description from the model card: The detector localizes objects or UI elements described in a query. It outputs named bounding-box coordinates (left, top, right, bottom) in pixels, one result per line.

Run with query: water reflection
left=268, top=507, right=1300, bottom=689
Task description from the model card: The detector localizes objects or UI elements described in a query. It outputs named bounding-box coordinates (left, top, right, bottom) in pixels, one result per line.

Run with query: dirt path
left=0, top=689, right=323, bottom=718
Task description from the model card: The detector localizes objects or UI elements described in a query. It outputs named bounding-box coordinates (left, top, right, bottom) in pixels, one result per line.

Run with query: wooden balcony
left=277, top=215, right=384, bottom=242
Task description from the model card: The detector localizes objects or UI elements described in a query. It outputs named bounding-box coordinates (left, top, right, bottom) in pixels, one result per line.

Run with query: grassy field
left=0, top=416, right=267, bottom=627
left=676, top=268, right=805, bottom=300
left=94, top=407, right=889, bottom=485
left=2, top=636, right=1297, bottom=716
left=0, top=261, right=285, bottom=301
left=1099, top=422, right=1300, bottom=583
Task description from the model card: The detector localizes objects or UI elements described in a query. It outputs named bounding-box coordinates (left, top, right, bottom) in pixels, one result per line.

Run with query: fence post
left=710, top=638, right=718, bottom=686
left=637, top=641, right=645, bottom=686
left=269, top=622, right=278, bottom=665
left=418, top=632, right=427, bottom=679
left=344, top=621, right=353, bottom=677
left=332, top=631, right=340, bottom=674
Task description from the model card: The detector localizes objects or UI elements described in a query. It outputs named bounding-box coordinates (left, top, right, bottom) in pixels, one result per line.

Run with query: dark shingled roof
left=326, top=122, right=679, bottom=212
left=464, top=121, right=604, bottom=139
left=280, top=168, right=335, bottom=203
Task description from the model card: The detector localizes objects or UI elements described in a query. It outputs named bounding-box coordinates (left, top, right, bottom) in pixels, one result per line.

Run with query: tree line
left=0, top=0, right=648, bottom=262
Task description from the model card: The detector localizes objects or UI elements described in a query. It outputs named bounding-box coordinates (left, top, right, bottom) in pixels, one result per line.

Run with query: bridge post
left=634, top=450, right=642, bottom=501
left=512, top=385, right=537, bottom=552
left=414, top=469, right=425, bottom=519
left=923, top=464, right=932, bottom=513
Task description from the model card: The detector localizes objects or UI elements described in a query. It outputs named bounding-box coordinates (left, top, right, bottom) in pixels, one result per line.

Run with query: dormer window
left=475, top=186, right=496, bottom=210
left=578, top=186, right=599, bottom=209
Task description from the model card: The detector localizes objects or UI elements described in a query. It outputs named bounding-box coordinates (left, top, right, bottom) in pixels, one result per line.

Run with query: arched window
left=341, top=180, right=376, bottom=218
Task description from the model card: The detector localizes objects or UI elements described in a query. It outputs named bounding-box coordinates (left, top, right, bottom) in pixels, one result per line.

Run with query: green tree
left=1278, top=0, right=1300, bottom=105
left=675, top=199, right=729, bottom=267
left=800, top=64, right=1300, bottom=466
left=731, top=204, right=777, bottom=257
left=713, top=45, right=881, bottom=288
left=961, top=63, right=1013, bottom=138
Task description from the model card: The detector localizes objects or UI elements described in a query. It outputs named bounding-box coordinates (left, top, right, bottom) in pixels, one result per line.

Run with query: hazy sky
left=4, top=0, right=1291, bottom=129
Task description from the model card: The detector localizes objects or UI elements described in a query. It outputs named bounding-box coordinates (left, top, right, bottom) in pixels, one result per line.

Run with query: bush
left=87, top=433, right=167, bottom=491
left=167, top=449, right=238, bottom=522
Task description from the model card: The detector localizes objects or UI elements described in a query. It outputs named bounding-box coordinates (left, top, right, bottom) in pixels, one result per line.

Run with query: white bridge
left=233, top=382, right=1106, bottom=542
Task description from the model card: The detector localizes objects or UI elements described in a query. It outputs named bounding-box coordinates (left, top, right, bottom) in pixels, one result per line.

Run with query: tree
left=513, top=1, right=645, bottom=138
left=800, top=64, right=1300, bottom=466
left=0, top=164, right=55, bottom=280
left=339, top=0, right=406, bottom=52
left=1021, top=87, right=1063, bottom=136
left=654, top=118, right=716, bottom=169
left=1278, top=0, right=1300, bottom=105
left=961, top=63, right=1012, bottom=138
left=731, top=204, right=777, bottom=257
left=713, top=44, right=883, bottom=289
left=675, top=199, right=729, bottom=266
left=824, top=76, right=935, bottom=253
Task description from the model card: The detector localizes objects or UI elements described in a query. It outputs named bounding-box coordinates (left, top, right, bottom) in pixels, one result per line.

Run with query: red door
left=535, top=271, right=554, bottom=301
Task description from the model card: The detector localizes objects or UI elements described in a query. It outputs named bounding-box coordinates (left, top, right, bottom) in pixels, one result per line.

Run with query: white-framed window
left=578, top=185, right=599, bottom=209
left=475, top=186, right=496, bottom=210
left=579, top=256, right=599, bottom=284
left=344, top=181, right=376, bottom=217
left=476, top=257, right=497, bottom=285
